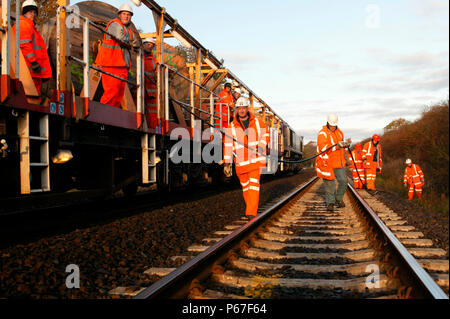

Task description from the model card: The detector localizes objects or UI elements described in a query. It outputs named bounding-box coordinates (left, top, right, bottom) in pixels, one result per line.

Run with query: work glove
left=337, top=141, right=346, bottom=149
left=30, top=61, right=41, bottom=73
left=224, top=164, right=232, bottom=177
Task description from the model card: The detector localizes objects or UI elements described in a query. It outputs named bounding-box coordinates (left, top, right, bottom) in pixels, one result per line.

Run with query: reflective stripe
left=241, top=181, right=250, bottom=187
left=249, top=186, right=260, bottom=191
left=20, top=39, right=32, bottom=44
left=236, top=160, right=250, bottom=166
left=101, top=43, right=122, bottom=50
left=224, top=156, right=232, bottom=160
left=316, top=167, right=331, bottom=176
left=319, top=131, right=327, bottom=138
left=25, top=53, right=35, bottom=59
left=224, top=143, right=233, bottom=147
left=249, top=178, right=259, bottom=184
left=242, top=187, right=249, bottom=192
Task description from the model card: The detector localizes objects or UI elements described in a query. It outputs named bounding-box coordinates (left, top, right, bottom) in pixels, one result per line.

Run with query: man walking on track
left=224, top=97, right=270, bottom=218
left=351, top=143, right=365, bottom=189
left=404, top=159, right=425, bottom=200
left=362, top=134, right=382, bottom=190
left=315, top=114, right=351, bottom=212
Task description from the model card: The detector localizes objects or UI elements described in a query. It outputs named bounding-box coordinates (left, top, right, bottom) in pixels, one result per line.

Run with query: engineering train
left=0, top=0, right=303, bottom=200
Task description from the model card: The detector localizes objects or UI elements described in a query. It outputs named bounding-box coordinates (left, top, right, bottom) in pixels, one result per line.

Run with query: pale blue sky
left=73, top=0, right=449, bottom=142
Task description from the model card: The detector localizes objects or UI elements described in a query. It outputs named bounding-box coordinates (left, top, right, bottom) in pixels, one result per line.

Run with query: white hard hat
left=405, top=158, right=412, bottom=164
left=234, top=88, right=241, bottom=94
left=118, top=3, right=133, bottom=15
left=22, top=0, right=38, bottom=14
left=327, top=114, right=338, bottom=126
left=235, top=97, right=250, bottom=108
left=142, top=37, right=156, bottom=44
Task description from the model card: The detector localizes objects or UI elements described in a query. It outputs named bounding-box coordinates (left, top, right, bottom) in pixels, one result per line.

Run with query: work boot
left=327, top=203, right=334, bottom=212
left=336, top=200, right=345, bottom=208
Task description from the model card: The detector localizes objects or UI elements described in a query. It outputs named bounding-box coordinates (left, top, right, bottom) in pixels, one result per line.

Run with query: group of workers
left=13, top=1, right=427, bottom=218
left=14, top=1, right=158, bottom=127
left=316, top=114, right=425, bottom=211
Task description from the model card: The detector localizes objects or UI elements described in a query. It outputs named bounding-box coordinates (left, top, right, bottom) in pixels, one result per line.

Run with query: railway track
left=114, top=177, right=448, bottom=299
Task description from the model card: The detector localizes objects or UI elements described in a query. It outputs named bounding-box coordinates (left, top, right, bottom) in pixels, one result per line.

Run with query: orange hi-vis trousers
left=100, top=66, right=128, bottom=108
left=352, top=168, right=365, bottom=189
left=237, top=168, right=261, bottom=217
left=408, top=181, right=424, bottom=200
left=364, top=161, right=377, bottom=190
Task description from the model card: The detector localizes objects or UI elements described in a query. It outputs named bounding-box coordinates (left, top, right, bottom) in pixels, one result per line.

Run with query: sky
left=73, top=0, right=449, bottom=143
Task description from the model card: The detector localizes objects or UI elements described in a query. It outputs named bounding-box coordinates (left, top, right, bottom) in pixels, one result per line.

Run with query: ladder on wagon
left=18, top=111, right=51, bottom=194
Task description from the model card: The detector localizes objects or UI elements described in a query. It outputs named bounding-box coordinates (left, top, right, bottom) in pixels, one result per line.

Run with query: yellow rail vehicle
left=0, top=0, right=303, bottom=198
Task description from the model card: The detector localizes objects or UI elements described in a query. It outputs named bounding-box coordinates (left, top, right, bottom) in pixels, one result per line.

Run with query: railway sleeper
left=243, top=247, right=376, bottom=262
left=229, top=258, right=389, bottom=276
left=211, top=271, right=401, bottom=293
left=251, top=238, right=370, bottom=251
left=259, top=232, right=367, bottom=243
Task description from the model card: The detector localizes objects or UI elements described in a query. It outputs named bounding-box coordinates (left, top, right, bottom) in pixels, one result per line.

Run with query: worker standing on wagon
left=351, top=143, right=365, bottom=189
left=95, top=4, right=138, bottom=108
left=362, top=134, right=382, bottom=190
left=214, top=83, right=234, bottom=129
left=142, top=37, right=157, bottom=129
left=13, top=0, right=52, bottom=99
left=403, top=159, right=425, bottom=200
left=223, top=97, right=270, bottom=218
left=315, top=114, right=351, bottom=212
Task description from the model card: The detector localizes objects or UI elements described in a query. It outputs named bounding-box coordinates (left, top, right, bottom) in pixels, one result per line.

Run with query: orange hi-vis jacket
left=224, top=112, right=270, bottom=174
left=351, top=149, right=364, bottom=170
left=144, top=52, right=157, bottom=128
left=404, top=164, right=425, bottom=186
left=315, top=125, right=346, bottom=180
left=362, top=141, right=383, bottom=170
left=12, top=16, right=52, bottom=79
left=95, top=18, right=134, bottom=69
left=215, top=89, right=234, bottom=128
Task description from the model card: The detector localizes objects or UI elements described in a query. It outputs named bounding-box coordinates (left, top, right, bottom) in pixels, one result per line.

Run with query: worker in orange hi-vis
left=12, top=0, right=52, bottom=100
left=315, top=114, right=351, bottom=212
left=142, top=37, right=158, bottom=129
left=403, top=159, right=425, bottom=200
left=223, top=97, right=270, bottom=218
left=214, top=83, right=234, bottom=129
left=95, top=4, right=138, bottom=108
left=351, top=143, right=365, bottom=189
left=362, top=134, right=382, bottom=190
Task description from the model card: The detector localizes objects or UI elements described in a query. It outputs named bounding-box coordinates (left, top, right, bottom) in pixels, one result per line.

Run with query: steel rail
left=134, top=176, right=319, bottom=299
left=347, top=184, right=448, bottom=299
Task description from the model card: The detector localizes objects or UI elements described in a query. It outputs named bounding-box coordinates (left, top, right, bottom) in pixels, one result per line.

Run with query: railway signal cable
left=169, top=96, right=340, bottom=165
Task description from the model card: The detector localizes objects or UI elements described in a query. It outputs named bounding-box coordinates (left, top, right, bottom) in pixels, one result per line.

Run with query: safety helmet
left=118, top=3, right=133, bottom=15
left=234, top=88, right=241, bottom=95
left=142, top=37, right=156, bottom=44
left=405, top=158, right=412, bottom=165
left=130, top=0, right=142, bottom=6
left=327, top=114, right=338, bottom=126
left=22, top=0, right=38, bottom=15
left=235, top=97, right=250, bottom=108
left=372, top=134, right=380, bottom=142
left=355, top=143, right=362, bottom=149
